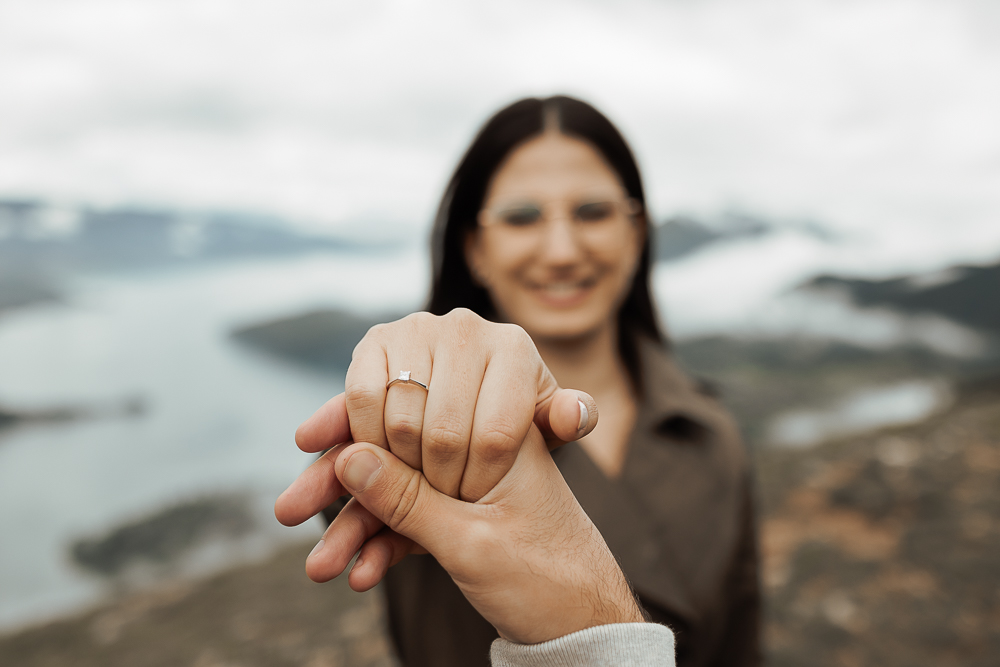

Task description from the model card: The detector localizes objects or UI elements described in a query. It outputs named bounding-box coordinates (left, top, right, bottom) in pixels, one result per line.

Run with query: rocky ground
left=2, top=378, right=998, bottom=666
left=757, top=376, right=1000, bottom=666
left=0, top=544, right=398, bottom=667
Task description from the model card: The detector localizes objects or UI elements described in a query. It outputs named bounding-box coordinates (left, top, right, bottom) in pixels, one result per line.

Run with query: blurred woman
left=354, top=96, right=761, bottom=667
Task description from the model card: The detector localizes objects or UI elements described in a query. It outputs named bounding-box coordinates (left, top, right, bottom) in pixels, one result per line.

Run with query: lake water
left=0, top=249, right=428, bottom=631
left=768, top=380, right=953, bottom=448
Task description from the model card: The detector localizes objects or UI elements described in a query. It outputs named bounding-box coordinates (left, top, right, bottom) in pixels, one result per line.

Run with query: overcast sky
left=2, top=0, right=999, bottom=263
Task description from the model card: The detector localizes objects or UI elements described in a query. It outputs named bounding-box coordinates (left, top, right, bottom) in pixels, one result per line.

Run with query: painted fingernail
left=343, top=451, right=383, bottom=491
left=577, top=400, right=590, bottom=432
left=309, top=539, right=325, bottom=558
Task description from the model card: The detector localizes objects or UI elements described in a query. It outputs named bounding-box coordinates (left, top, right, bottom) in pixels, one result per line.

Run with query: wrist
left=588, top=574, right=646, bottom=628
left=523, top=525, right=646, bottom=643
left=493, top=572, right=645, bottom=645
left=528, top=564, right=646, bottom=643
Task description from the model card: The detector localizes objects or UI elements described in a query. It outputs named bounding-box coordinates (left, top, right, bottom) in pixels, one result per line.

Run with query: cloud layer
left=1, top=0, right=998, bottom=266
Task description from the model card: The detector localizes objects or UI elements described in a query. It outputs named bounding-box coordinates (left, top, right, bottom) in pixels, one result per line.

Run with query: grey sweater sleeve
left=490, top=623, right=675, bottom=667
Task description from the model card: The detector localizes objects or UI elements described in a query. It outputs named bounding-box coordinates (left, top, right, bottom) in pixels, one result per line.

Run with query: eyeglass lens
left=494, top=201, right=621, bottom=228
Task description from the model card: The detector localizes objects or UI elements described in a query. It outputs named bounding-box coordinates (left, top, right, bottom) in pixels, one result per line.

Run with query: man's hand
left=276, top=426, right=644, bottom=645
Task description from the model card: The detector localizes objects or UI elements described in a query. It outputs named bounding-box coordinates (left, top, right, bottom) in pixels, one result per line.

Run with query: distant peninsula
left=230, top=309, right=402, bottom=374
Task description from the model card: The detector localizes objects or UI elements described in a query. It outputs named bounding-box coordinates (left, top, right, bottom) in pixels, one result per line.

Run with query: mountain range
left=803, top=261, right=1000, bottom=336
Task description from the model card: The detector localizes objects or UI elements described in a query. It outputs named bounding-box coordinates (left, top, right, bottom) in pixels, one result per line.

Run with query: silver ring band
left=386, top=370, right=428, bottom=391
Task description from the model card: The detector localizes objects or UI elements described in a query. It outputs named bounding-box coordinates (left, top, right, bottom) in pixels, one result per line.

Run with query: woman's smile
left=525, top=275, right=599, bottom=307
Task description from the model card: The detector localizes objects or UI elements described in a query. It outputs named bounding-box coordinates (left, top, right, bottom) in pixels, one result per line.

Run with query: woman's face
left=465, top=132, right=645, bottom=343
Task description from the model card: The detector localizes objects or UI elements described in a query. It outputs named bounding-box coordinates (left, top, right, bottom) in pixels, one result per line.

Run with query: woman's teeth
left=539, top=281, right=589, bottom=295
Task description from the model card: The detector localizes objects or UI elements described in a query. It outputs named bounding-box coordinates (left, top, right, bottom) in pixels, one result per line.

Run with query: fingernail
left=353, top=553, right=366, bottom=572
left=343, top=450, right=383, bottom=491
left=309, top=539, right=325, bottom=558
left=577, top=400, right=589, bottom=432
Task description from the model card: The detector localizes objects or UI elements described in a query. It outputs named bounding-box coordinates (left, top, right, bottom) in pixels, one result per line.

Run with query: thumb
left=534, top=387, right=599, bottom=447
left=335, top=442, right=466, bottom=554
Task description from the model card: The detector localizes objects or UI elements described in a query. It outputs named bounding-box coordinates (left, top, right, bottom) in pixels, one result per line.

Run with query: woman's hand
left=300, top=308, right=597, bottom=501
left=277, top=428, right=644, bottom=645
left=284, top=308, right=599, bottom=590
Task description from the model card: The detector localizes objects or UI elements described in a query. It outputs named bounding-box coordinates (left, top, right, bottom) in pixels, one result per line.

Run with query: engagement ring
left=386, top=370, right=428, bottom=391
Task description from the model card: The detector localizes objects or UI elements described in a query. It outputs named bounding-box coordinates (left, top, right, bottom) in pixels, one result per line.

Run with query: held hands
left=276, top=426, right=645, bottom=645
left=309, top=309, right=597, bottom=499
left=285, top=309, right=599, bottom=591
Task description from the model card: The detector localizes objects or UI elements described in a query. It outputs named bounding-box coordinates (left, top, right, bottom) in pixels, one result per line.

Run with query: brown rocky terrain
left=2, top=379, right=997, bottom=666
left=757, top=378, right=1000, bottom=666
left=0, top=544, right=398, bottom=667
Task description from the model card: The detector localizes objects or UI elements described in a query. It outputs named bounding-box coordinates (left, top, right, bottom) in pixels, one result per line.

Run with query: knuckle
left=402, top=310, right=435, bottom=334
left=352, top=317, right=407, bottom=356
left=384, top=411, right=422, bottom=443
left=397, top=311, right=440, bottom=342
left=446, top=307, right=483, bottom=332
left=348, top=342, right=366, bottom=364
left=444, top=308, right=491, bottom=351
left=344, top=382, right=381, bottom=412
left=349, top=331, right=382, bottom=364
left=463, top=518, right=495, bottom=556
left=473, top=418, right=521, bottom=466
left=365, top=322, right=389, bottom=341
left=386, top=474, right=424, bottom=533
left=423, top=420, right=469, bottom=462
left=501, top=322, right=534, bottom=352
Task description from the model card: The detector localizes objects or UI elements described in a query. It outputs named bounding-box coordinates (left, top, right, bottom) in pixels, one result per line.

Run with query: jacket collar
left=633, top=336, right=720, bottom=444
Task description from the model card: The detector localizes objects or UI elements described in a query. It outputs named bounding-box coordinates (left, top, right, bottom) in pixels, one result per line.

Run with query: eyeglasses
left=478, top=197, right=641, bottom=240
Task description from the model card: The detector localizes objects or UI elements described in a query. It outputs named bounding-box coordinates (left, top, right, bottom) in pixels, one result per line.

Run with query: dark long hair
left=426, top=95, right=665, bottom=390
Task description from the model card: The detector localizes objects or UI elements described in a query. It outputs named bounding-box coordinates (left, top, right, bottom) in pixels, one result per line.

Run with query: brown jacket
left=330, top=339, right=761, bottom=667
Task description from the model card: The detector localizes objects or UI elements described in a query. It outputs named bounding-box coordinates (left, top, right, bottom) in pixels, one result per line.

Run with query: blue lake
left=0, top=250, right=427, bottom=631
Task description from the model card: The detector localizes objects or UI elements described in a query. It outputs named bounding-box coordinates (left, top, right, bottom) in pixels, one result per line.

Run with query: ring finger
left=383, top=339, right=433, bottom=471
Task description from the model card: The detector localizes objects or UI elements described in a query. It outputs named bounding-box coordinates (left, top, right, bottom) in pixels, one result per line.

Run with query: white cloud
left=0, top=0, right=997, bottom=257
